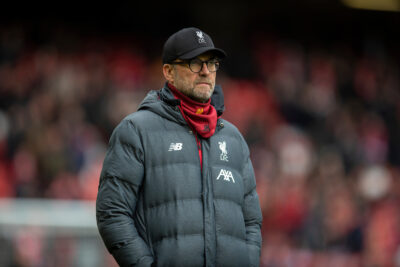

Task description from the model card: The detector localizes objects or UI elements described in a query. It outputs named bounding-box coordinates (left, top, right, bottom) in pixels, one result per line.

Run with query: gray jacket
left=96, top=84, right=262, bottom=267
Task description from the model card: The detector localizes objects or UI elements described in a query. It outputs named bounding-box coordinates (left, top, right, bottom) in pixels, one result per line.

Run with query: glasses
left=172, top=58, right=220, bottom=73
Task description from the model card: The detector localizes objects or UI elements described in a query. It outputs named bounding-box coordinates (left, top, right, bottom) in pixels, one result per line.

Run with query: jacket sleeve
left=242, top=146, right=263, bottom=267
left=96, top=119, right=154, bottom=267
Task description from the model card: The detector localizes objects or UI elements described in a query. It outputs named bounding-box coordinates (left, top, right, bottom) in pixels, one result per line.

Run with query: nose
left=199, top=62, right=210, bottom=75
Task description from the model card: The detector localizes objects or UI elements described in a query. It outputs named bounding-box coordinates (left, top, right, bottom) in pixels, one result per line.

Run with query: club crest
left=218, top=141, right=229, bottom=162
left=196, top=31, right=206, bottom=44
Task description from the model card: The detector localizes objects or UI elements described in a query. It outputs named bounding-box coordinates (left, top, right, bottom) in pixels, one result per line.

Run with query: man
left=96, top=27, right=262, bottom=267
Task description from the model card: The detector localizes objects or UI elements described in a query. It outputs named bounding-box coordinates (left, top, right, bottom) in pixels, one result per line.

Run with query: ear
left=163, top=64, right=174, bottom=84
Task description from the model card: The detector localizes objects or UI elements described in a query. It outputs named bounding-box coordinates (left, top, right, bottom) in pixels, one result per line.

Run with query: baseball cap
left=162, top=27, right=227, bottom=64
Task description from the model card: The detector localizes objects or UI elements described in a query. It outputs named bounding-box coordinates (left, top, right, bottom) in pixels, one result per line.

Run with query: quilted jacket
left=96, top=84, right=262, bottom=267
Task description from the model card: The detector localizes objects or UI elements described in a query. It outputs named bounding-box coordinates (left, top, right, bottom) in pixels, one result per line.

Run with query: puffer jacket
left=96, top=84, right=262, bottom=267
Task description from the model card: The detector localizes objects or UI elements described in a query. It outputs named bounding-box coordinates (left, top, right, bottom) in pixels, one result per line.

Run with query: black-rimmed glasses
left=171, top=58, right=220, bottom=73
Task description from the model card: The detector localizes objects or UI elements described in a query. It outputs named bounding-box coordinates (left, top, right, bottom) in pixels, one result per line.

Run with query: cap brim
left=179, top=47, right=227, bottom=60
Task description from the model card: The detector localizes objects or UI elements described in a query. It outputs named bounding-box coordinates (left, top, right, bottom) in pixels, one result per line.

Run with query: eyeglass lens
left=189, top=59, right=219, bottom=73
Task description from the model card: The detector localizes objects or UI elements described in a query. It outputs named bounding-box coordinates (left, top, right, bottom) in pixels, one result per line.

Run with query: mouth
left=196, top=82, right=212, bottom=87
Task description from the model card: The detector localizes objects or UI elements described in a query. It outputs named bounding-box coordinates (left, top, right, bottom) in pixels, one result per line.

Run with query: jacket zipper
left=189, top=130, right=202, bottom=171
left=175, top=103, right=203, bottom=171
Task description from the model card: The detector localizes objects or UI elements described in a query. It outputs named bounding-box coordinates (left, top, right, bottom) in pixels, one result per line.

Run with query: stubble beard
left=176, top=80, right=215, bottom=103
left=172, top=68, right=215, bottom=102
left=191, top=84, right=215, bottom=103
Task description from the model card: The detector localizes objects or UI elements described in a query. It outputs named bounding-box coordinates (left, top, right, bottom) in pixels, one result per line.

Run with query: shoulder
left=111, top=109, right=168, bottom=142
left=123, top=110, right=156, bottom=124
left=109, top=110, right=152, bottom=140
left=218, top=119, right=245, bottom=141
left=217, top=118, right=250, bottom=154
left=119, top=109, right=163, bottom=130
left=219, top=119, right=239, bottom=133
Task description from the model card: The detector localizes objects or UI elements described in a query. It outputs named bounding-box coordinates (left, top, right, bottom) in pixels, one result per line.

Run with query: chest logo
left=218, top=141, right=229, bottom=162
left=168, top=143, right=183, bottom=151
left=216, top=169, right=235, bottom=183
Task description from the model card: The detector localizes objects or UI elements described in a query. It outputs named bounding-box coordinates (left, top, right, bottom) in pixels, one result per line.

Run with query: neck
left=168, top=83, right=210, bottom=104
left=167, top=83, right=217, bottom=138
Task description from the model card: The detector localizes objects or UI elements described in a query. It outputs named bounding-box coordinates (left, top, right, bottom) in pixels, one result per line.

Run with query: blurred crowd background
left=0, top=1, right=400, bottom=266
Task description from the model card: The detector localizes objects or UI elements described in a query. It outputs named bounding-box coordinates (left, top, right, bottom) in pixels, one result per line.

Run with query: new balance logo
left=168, top=143, right=183, bottom=151
left=216, top=169, right=235, bottom=183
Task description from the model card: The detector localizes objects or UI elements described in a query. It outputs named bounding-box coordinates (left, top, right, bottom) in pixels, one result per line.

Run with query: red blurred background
left=0, top=1, right=400, bottom=266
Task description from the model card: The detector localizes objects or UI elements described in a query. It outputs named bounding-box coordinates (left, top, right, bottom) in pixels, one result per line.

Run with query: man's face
left=164, top=52, right=217, bottom=103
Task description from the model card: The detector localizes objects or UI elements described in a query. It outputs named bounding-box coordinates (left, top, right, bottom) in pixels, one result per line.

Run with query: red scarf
left=168, top=84, right=217, bottom=138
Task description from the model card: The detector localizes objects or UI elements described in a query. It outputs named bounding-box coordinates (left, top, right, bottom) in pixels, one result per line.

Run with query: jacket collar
left=159, top=82, right=225, bottom=116
left=137, top=83, right=225, bottom=127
